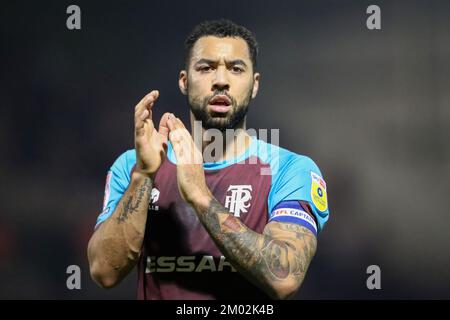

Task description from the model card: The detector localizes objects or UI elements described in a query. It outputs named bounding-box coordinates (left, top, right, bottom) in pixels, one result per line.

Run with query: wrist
left=189, top=189, right=214, bottom=213
left=131, top=170, right=155, bottom=182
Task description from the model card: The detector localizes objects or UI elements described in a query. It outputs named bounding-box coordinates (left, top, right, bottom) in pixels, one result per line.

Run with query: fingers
left=167, top=115, right=185, bottom=132
left=167, top=115, right=187, bottom=145
left=140, top=109, right=150, bottom=121
left=167, top=115, right=183, bottom=144
left=158, top=112, right=173, bottom=142
left=135, top=90, right=159, bottom=117
left=167, top=116, right=202, bottom=165
left=167, top=116, right=186, bottom=150
left=135, top=90, right=159, bottom=132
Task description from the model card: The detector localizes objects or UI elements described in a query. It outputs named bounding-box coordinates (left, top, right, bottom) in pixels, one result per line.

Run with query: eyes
left=197, top=65, right=245, bottom=74
left=231, top=66, right=244, bottom=74
left=198, top=65, right=213, bottom=73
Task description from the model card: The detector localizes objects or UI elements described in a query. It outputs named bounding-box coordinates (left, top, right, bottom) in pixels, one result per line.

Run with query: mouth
left=208, top=95, right=232, bottom=113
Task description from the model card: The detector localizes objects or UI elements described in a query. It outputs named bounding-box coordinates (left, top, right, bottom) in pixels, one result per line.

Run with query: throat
left=204, top=132, right=251, bottom=164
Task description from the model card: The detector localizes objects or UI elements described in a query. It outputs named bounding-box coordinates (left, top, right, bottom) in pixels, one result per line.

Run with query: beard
left=188, top=88, right=253, bottom=132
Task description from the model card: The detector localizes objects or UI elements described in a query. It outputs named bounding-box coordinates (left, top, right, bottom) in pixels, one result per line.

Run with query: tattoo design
left=260, top=239, right=290, bottom=280
left=198, top=198, right=317, bottom=297
left=202, top=198, right=226, bottom=236
left=222, top=215, right=245, bottom=232
left=116, top=178, right=152, bottom=223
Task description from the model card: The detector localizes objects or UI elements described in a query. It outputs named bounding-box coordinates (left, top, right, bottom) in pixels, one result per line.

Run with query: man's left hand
left=167, top=115, right=212, bottom=206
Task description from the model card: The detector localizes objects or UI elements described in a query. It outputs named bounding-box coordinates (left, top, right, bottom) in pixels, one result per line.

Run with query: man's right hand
left=134, top=90, right=171, bottom=178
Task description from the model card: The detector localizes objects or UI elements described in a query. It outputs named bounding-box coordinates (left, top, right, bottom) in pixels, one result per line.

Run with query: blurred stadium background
left=0, top=0, right=449, bottom=299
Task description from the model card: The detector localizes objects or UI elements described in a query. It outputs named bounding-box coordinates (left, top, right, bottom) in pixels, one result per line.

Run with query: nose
left=212, top=66, right=230, bottom=92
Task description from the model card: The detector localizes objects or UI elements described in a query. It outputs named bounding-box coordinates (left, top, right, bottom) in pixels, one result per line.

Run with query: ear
left=251, top=72, right=260, bottom=99
left=179, top=70, right=188, bottom=96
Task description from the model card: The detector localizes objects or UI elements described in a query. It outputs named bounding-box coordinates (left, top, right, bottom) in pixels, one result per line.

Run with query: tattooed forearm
left=116, top=177, right=152, bottom=223
left=196, top=197, right=317, bottom=299
left=88, top=172, right=153, bottom=288
left=201, top=198, right=224, bottom=235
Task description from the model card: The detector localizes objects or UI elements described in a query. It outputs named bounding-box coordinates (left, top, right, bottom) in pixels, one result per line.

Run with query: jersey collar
left=167, top=136, right=257, bottom=170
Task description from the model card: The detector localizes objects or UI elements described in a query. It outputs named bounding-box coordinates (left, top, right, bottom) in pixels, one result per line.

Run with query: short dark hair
left=184, top=19, right=258, bottom=71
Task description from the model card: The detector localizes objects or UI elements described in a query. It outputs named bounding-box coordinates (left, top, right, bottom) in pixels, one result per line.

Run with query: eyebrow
left=194, top=58, right=248, bottom=68
left=228, top=59, right=247, bottom=67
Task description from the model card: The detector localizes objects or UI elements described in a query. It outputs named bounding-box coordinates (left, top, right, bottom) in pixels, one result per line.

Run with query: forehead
left=190, top=36, right=251, bottom=63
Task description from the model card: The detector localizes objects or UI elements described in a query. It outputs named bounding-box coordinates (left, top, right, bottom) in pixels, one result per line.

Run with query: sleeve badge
left=310, top=171, right=328, bottom=212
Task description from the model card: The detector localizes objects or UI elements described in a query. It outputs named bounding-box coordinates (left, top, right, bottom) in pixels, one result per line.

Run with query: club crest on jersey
left=310, top=172, right=328, bottom=212
left=224, top=185, right=252, bottom=217
left=149, top=188, right=160, bottom=211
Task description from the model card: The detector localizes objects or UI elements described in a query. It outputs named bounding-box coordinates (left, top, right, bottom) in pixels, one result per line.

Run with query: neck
left=190, top=111, right=252, bottom=163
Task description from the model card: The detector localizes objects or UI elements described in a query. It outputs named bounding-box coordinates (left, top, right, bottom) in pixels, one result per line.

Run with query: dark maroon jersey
left=96, top=137, right=329, bottom=299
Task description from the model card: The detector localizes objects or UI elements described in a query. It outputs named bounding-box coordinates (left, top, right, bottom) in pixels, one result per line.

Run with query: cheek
left=232, top=78, right=254, bottom=102
left=188, top=75, right=211, bottom=97
left=189, top=72, right=212, bottom=88
left=187, top=81, right=208, bottom=106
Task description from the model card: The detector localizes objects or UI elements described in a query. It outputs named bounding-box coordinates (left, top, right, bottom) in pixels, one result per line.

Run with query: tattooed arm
left=191, top=196, right=317, bottom=300
left=88, top=91, right=171, bottom=288
left=165, top=116, right=317, bottom=299
left=87, top=172, right=152, bottom=288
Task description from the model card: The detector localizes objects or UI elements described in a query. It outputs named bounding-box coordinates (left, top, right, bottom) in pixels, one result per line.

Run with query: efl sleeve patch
left=269, top=200, right=317, bottom=236
left=311, top=171, right=328, bottom=212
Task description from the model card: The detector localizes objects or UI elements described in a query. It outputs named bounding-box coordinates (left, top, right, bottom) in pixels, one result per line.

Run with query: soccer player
left=87, top=19, right=329, bottom=300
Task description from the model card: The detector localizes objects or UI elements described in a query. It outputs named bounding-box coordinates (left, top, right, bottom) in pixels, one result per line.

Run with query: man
left=87, top=19, right=329, bottom=300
